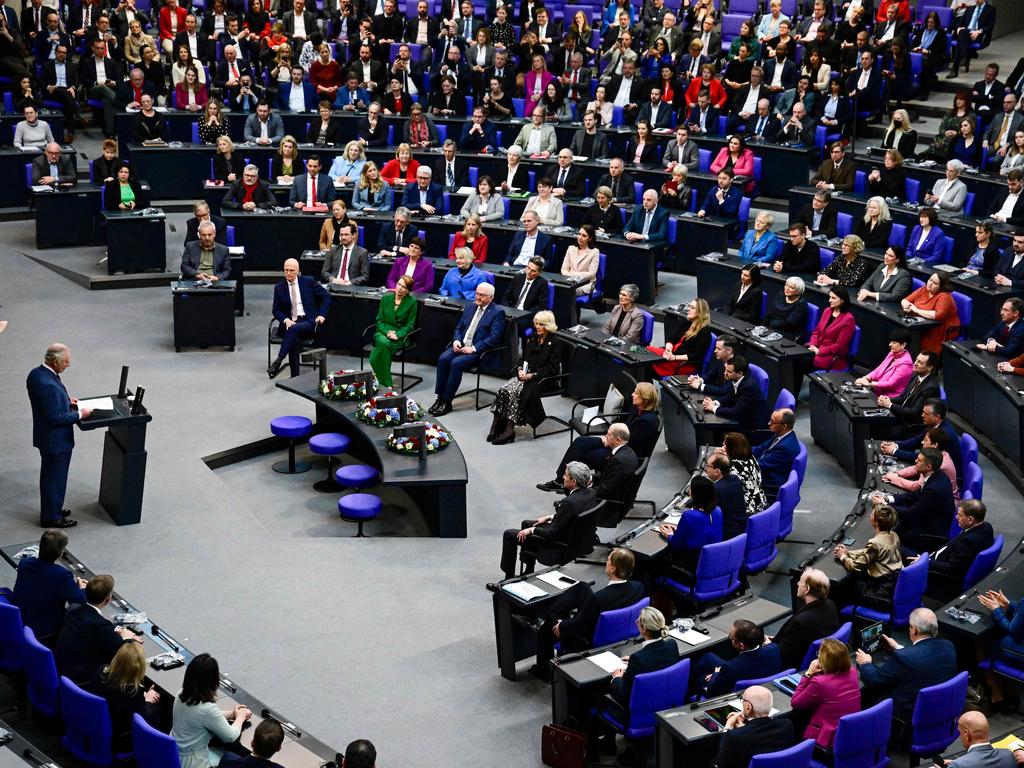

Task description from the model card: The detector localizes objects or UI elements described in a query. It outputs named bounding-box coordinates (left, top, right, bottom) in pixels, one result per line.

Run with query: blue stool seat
left=335, top=464, right=380, bottom=489
left=308, top=432, right=351, bottom=492
left=338, top=493, right=382, bottom=537
left=270, top=415, right=313, bottom=474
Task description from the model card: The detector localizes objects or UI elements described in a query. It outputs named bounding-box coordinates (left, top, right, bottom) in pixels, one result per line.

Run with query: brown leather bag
left=541, top=723, right=587, bottom=768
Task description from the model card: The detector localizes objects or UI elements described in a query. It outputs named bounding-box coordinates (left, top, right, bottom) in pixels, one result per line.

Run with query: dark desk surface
left=656, top=679, right=795, bottom=746
left=852, top=152, right=1006, bottom=213
left=172, top=279, right=237, bottom=293
left=937, top=538, right=1024, bottom=641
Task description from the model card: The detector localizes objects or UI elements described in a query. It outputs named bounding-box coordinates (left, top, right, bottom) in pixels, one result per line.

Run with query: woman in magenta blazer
left=790, top=638, right=860, bottom=748
left=524, top=54, right=554, bottom=110
left=710, top=134, right=756, bottom=194
left=807, top=287, right=857, bottom=371
left=385, top=237, right=435, bottom=293
left=854, top=329, right=914, bottom=397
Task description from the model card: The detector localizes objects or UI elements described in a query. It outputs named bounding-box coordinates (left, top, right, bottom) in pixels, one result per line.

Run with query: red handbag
left=541, top=723, right=587, bottom=768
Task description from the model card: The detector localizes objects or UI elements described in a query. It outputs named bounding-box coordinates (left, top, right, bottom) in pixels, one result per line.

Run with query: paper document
left=581, top=405, right=605, bottom=426
left=669, top=628, right=711, bottom=645
left=535, top=571, right=575, bottom=590
left=663, top=512, right=682, bottom=526
left=587, top=651, right=626, bottom=674
left=456, top=186, right=476, bottom=195
left=501, top=581, right=547, bottom=602
left=78, top=397, right=115, bottom=411
left=992, top=735, right=1024, bottom=751
left=31, top=185, right=54, bottom=192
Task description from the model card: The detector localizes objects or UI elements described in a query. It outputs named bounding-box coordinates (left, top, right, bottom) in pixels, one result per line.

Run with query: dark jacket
left=583, top=203, right=624, bottom=233
left=222, top=179, right=275, bottom=210
left=715, top=716, right=795, bottom=768
left=777, top=240, right=821, bottom=275
left=771, top=598, right=840, bottom=670
left=532, top=486, right=598, bottom=566
left=549, top=163, right=585, bottom=197
left=717, top=473, right=748, bottom=540
left=184, top=215, right=227, bottom=244
left=272, top=275, right=331, bottom=323
left=753, top=431, right=800, bottom=490
left=553, top=580, right=647, bottom=652
left=892, top=470, right=956, bottom=553
left=795, top=201, right=838, bottom=238
left=103, top=179, right=146, bottom=211
left=706, top=643, right=783, bottom=696
left=859, top=637, right=957, bottom=718
left=716, top=374, right=769, bottom=436
left=610, top=637, right=680, bottom=705
left=888, top=373, right=940, bottom=425
left=213, top=153, right=245, bottom=183
left=26, top=364, right=78, bottom=454
left=594, top=445, right=640, bottom=507
left=13, top=557, right=86, bottom=641
left=515, top=334, right=560, bottom=428
left=985, top=321, right=1024, bottom=358
left=502, top=274, right=549, bottom=315
left=927, top=522, right=996, bottom=602
left=765, top=295, right=809, bottom=340
left=180, top=241, right=231, bottom=281
left=56, top=603, right=130, bottom=685
left=727, top=284, right=762, bottom=323
left=995, top=247, right=1024, bottom=288
left=597, top=171, right=637, bottom=204
left=895, top=418, right=962, bottom=476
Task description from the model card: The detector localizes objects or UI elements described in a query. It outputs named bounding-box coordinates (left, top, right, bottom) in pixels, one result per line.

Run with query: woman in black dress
left=765, top=275, right=810, bottom=339
left=726, top=264, right=764, bottom=323
left=853, top=196, right=894, bottom=251
left=131, top=94, right=166, bottom=142
left=489, top=310, right=560, bottom=444
left=584, top=186, right=623, bottom=233
left=86, top=642, right=162, bottom=753
left=866, top=148, right=907, bottom=200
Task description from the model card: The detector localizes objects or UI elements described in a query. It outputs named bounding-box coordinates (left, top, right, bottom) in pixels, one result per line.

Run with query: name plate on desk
left=333, top=370, right=375, bottom=388
left=375, top=395, right=408, bottom=423
left=393, top=421, right=427, bottom=460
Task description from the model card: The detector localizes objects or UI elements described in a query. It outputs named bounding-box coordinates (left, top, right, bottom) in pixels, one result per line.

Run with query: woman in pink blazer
left=710, top=135, right=756, bottom=194
left=854, top=328, right=914, bottom=397
left=790, top=638, right=860, bottom=748
left=524, top=55, right=555, bottom=110
left=807, top=287, right=857, bottom=371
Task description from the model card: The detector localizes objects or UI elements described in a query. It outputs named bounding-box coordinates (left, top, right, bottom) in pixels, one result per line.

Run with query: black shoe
left=536, top=480, right=563, bottom=492
left=41, top=518, right=77, bottom=528
left=435, top=401, right=452, bottom=416
left=60, top=508, right=71, bottom=518
left=427, top=399, right=442, bottom=414
left=946, top=69, right=958, bottom=79
left=267, top=359, right=283, bottom=379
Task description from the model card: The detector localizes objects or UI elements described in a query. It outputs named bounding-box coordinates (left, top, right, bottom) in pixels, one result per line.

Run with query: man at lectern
left=26, top=344, right=91, bottom=529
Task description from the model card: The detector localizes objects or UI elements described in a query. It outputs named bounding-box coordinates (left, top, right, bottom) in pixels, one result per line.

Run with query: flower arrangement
left=385, top=422, right=452, bottom=454
left=356, top=392, right=424, bottom=427
left=319, top=370, right=378, bottom=401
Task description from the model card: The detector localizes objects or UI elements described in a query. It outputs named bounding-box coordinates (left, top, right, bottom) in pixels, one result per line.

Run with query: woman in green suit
left=369, top=275, right=418, bottom=388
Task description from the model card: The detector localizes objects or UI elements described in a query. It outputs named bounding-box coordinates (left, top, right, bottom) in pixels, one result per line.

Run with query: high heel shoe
left=487, top=414, right=504, bottom=442
left=492, top=426, right=516, bottom=445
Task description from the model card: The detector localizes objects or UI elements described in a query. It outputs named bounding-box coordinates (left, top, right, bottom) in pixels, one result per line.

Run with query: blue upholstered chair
left=809, top=698, right=893, bottom=768
left=596, top=658, right=690, bottom=740
left=132, top=714, right=180, bottom=768
left=749, top=364, right=769, bottom=399
left=742, top=504, right=780, bottom=577
left=750, top=739, right=815, bottom=768
left=61, top=675, right=129, bottom=766
left=576, top=253, right=606, bottom=313
left=793, top=441, right=808, bottom=486
left=776, top=470, right=800, bottom=541
left=840, top=553, right=929, bottom=629
left=592, top=598, right=650, bottom=647
left=23, top=626, right=59, bottom=719
left=639, top=310, right=655, bottom=346
left=774, top=388, right=795, bottom=412
left=0, top=602, right=24, bottom=675
left=963, top=461, right=983, bottom=500
left=660, top=534, right=746, bottom=606
left=963, top=535, right=1003, bottom=592
left=960, top=433, right=979, bottom=468
left=800, top=622, right=853, bottom=670
left=908, top=672, right=969, bottom=768
left=269, top=415, right=313, bottom=474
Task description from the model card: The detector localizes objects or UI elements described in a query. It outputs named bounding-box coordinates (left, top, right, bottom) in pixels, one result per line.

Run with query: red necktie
left=339, top=247, right=350, bottom=279
left=230, top=62, right=238, bottom=79
left=310, top=177, right=317, bottom=206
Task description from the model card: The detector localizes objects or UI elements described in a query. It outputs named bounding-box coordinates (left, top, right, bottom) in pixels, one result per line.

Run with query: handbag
left=541, top=723, right=587, bottom=768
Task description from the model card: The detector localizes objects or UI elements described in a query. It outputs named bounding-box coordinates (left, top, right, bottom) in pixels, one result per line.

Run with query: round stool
left=334, top=464, right=381, bottom=489
left=309, top=433, right=351, bottom=492
left=269, top=416, right=313, bottom=474
left=338, top=493, right=381, bottom=537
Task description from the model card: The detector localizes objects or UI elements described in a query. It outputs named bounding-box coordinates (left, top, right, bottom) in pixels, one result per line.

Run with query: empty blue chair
left=961, top=433, right=978, bottom=467
left=61, top=676, right=127, bottom=766
left=698, top=148, right=711, bottom=172
left=847, top=326, right=862, bottom=368
left=269, top=415, right=313, bottom=474
left=0, top=602, right=23, bottom=674
left=23, top=626, right=59, bottom=718
left=777, top=470, right=800, bottom=540
left=225, top=225, right=235, bottom=247
left=596, top=658, right=690, bottom=740
left=964, top=191, right=975, bottom=216
left=800, top=622, right=853, bottom=670
left=742, top=504, right=780, bottom=576
left=905, top=177, right=921, bottom=204
left=639, top=310, right=655, bottom=346
left=701, top=331, right=717, bottom=375
left=510, top=97, right=523, bottom=116
left=853, top=170, right=867, bottom=195
left=736, top=668, right=796, bottom=690
left=890, top=222, right=907, bottom=247
left=837, top=212, right=853, bottom=237
left=760, top=291, right=768, bottom=322
left=964, top=535, right=1003, bottom=592
left=751, top=739, right=815, bottom=768
left=338, top=493, right=382, bottom=537
left=774, top=388, right=795, bottom=412
left=309, top=432, right=350, bottom=492
left=660, top=534, right=746, bottom=604
left=468, top=166, right=478, bottom=187
left=805, top=304, right=820, bottom=341
left=951, top=291, right=972, bottom=339
left=633, top=181, right=644, bottom=206
left=736, top=197, right=752, bottom=240
left=819, top=248, right=835, bottom=270
left=793, top=441, right=808, bottom=486
left=132, top=714, right=180, bottom=768
left=841, top=553, right=929, bottom=628
left=909, top=672, right=969, bottom=768
left=611, top=105, right=624, bottom=126
left=809, top=699, right=892, bottom=768
left=964, top=461, right=983, bottom=500
left=749, top=364, right=769, bottom=399
left=591, top=598, right=650, bottom=647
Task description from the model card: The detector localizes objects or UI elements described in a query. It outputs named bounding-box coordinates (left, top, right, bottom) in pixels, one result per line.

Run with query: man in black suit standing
left=502, top=257, right=549, bottom=332
left=56, top=574, right=139, bottom=684
left=714, top=685, right=795, bottom=768
left=180, top=221, right=231, bottom=281
left=923, top=499, right=995, bottom=602
left=593, top=423, right=640, bottom=525
left=499, top=461, right=597, bottom=579
left=549, top=148, right=585, bottom=199
left=872, top=448, right=956, bottom=554
left=766, top=567, right=840, bottom=669
left=702, top=356, right=768, bottom=437
left=877, top=350, right=940, bottom=432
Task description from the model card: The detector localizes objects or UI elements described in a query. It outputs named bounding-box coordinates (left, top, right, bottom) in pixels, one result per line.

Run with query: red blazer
left=173, top=83, right=209, bottom=109
left=379, top=158, right=420, bottom=186
left=159, top=6, right=188, bottom=40
left=808, top=309, right=856, bottom=371
left=875, top=0, right=910, bottom=23
left=685, top=77, right=728, bottom=109
left=790, top=669, right=861, bottom=748
left=448, top=232, right=489, bottom=263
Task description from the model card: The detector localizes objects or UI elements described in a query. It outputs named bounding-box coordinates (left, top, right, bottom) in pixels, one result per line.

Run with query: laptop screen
left=860, top=621, right=884, bottom=653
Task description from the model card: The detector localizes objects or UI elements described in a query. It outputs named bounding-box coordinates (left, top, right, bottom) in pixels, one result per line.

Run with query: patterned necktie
left=289, top=281, right=299, bottom=320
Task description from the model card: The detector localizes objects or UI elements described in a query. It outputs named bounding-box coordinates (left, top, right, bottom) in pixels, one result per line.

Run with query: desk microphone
left=131, top=387, right=145, bottom=415
left=261, top=708, right=301, bottom=737
left=20, top=749, right=47, bottom=767
left=150, top=624, right=179, bottom=651
left=118, top=365, right=130, bottom=398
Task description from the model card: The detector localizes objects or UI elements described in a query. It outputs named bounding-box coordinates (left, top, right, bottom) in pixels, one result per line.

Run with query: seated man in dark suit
left=706, top=453, right=747, bottom=540
left=766, top=567, right=840, bottom=670
left=876, top=350, right=940, bottom=433
left=993, top=230, right=1024, bottom=290
left=321, top=223, right=370, bottom=286
left=689, top=335, right=738, bottom=396
left=429, top=281, right=506, bottom=416
left=221, top=720, right=286, bottom=768
left=695, top=619, right=783, bottom=697
left=794, top=189, right=838, bottom=238
left=846, top=50, right=883, bottom=119
left=222, top=164, right=276, bottom=211
left=433, top=140, right=470, bottom=192
left=698, top=169, right=743, bottom=220
left=856, top=607, right=957, bottom=720
left=880, top=397, right=962, bottom=477
left=753, top=408, right=800, bottom=490
left=714, top=685, right=795, bottom=768
left=702, top=356, right=768, bottom=437
left=180, top=221, right=231, bottom=282
left=976, top=298, right=1024, bottom=358
left=403, top=166, right=444, bottom=215
left=55, top=574, right=139, bottom=684
left=595, top=158, right=637, bottom=205
left=872, top=448, right=956, bottom=554
left=183, top=202, right=227, bottom=245
left=31, top=142, right=76, bottom=186
left=549, top=148, right=585, bottom=199
left=504, top=211, right=553, bottom=268
left=685, top=90, right=721, bottom=137
left=376, top=207, right=414, bottom=256
left=744, top=99, right=782, bottom=143
left=288, top=155, right=337, bottom=209
left=501, top=257, right=549, bottom=332
left=268, top=258, right=331, bottom=379
left=592, top=423, right=640, bottom=525
left=923, top=498, right=995, bottom=602
left=533, top=548, right=645, bottom=680
left=13, top=530, right=86, bottom=644
left=499, top=461, right=597, bottom=579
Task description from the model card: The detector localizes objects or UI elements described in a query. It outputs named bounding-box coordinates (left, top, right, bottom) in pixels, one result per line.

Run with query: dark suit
left=276, top=80, right=319, bottom=112
left=321, top=244, right=370, bottom=284
left=549, top=164, right=585, bottom=198
left=846, top=66, right=883, bottom=115
left=597, top=172, right=637, bottom=204
left=776, top=240, right=821, bottom=275
left=727, top=284, right=762, bottom=324
left=26, top=365, right=81, bottom=525
left=550, top=580, right=646, bottom=653
left=859, top=636, right=957, bottom=718
left=685, top=104, right=721, bottom=136
left=434, top=301, right=506, bottom=401
left=500, top=486, right=597, bottom=578
left=13, top=557, right=86, bottom=641
left=715, top=375, right=768, bottom=436
left=743, top=112, right=782, bottom=142
left=771, top=598, right=840, bottom=670
left=56, top=603, right=130, bottom=684
left=715, top=717, right=795, bottom=768
left=403, top=181, right=444, bottom=213
left=795, top=202, right=838, bottom=238
left=502, top=273, right=549, bottom=316
left=610, top=637, right=680, bottom=706
left=173, top=31, right=214, bottom=63
left=214, top=58, right=254, bottom=97
left=753, top=431, right=800, bottom=490
left=810, top=158, right=855, bottom=192
left=583, top=203, right=624, bottom=233
left=764, top=58, right=798, bottom=92
left=606, top=74, right=648, bottom=121
left=700, top=184, right=742, bottom=218
left=952, top=3, right=996, bottom=71
left=31, top=153, right=76, bottom=185
left=887, top=373, right=940, bottom=427
left=624, top=205, right=669, bottom=246
left=433, top=157, right=470, bottom=192
left=892, top=470, right=956, bottom=553
left=376, top=224, right=414, bottom=254
left=593, top=445, right=640, bottom=520
left=222, top=180, right=275, bottom=210
left=894, top=419, right=962, bottom=476
left=40, top=59, right=80, bottom=126
left=184, top=215, right=227, bottom=244
left=702, top=642, right=783, bottom=696
left=717, top=473, right=748, bottom=540
left=985, top=320, right=1024, bottom=358
left=180, top=241, right=231, bottom=281
left=926, top=522, right=996, bottom=602
left=637, top=99, right=674, bottom=129
left=288, top=172, right=338, bottom=207
left=504, top=230, right=553, bottom=267
left=990, top=196, right=1024, bottom=230
left=271, top=277, right=331, bottom=375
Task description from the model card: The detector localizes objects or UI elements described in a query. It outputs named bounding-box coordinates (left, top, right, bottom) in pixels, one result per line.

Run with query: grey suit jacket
left=31, top=153, right=76, bottom=185
left=322, top=243, right=370, bottom=284
left=243, top=113, right=284, bottom=144
left=928, top=177, right=967, bottom=215
left=180, top=241, right=231, bottom=281
left=861, top=264, right=912, bottom=303
left=663, top=138, right=699, bottom=170
left=459, top=192, right=504, bottom=221
left=948, top=745, right=1017, bottom=768
left=513, top=123, right=558, bottom=155
left=602, top=305, right=645, bottom=343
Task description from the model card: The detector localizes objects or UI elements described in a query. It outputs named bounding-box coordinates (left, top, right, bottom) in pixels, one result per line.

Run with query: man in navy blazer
left=753, top=409, right=800, bottom=490
left=504, top=211, right=552, bottom=268
left=624, top=189, right=669, bottom=247
left=429, top=282, right=506, bottom=415
left=856, top=607, right=957, bottom=720
left=13, top=531, right=86, bottom=642
left=977, top=298, right=1024, bottom=358
left=288, top=155, right=337, bottom=208
left=696, top=619, right=783, bottom=697
left=26, top=344, right=92, bottom=528
left=924, top=498, right=995, bottom=602
left=269, top=259, right=331, bottom=378
left=275, top=66, right=318, bottom=112
left=707, top=454, right=748, bottom=539
left=875, top=448, right=955, bottom=554
left=763, top=52, right=798, bottom=94
left=698, top=169, right=743, bottom=220
left=56, top=575, right=137, bottom=684
left=882, top=398, right=962, bottom=477
left=993, top=231, right=1024, bottom=289
left=703, top=356, right=768, bottom=437
left=714, top=686, right=795, bottom=768
left=403, top=167, right=444, bottom=214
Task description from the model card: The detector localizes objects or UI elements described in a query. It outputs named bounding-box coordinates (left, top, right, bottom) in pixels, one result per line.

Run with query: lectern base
left=98, top=427, right=147, bottom=525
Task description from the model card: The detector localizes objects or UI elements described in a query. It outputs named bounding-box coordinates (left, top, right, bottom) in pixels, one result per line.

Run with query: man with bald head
left=624, top=189, right=668, bottom=245
left=27, top=344, right=92, bottom=528
left=753, top=409, right=799, bottom=491
left=714, top=685, right=794, bottom=768
left=269, top=259, right=330, bottom=378
left=31, top=142, right=76, bottom=186
left=765, top=567, right=839, bottom=668
left=947, top=712, right=1015, bottom=768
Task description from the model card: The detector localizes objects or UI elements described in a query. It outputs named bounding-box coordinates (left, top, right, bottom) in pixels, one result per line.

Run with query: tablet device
left=860, top=621, right=884, bottom=653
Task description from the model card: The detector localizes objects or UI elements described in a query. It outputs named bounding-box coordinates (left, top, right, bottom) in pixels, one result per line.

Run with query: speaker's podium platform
left=77, top=395, right=152, bottom=525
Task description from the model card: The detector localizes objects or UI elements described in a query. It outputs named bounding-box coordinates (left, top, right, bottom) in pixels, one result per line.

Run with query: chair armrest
left=360, top=323, right=375, bottom=344
left=570, top=397, right=608, bottom=419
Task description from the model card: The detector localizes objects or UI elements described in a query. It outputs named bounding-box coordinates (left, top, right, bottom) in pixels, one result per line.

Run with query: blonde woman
left=561, top=224, right=600, bottom=294
left=881, top=108, right=917, bottom=159
left=92, top=642, right=161, bottom=753
left=352, top=161, right=392, bottom=210
left=328, top=140, right=366, bottom=184
left=488, top=310, right=560, bottom=444
left=271, top=135, right=301, bottom=181
left=648, top=298, right=712, bottom=377
left=448, top=214, right=488, bottom=263
left=609, top=607, right=678, bottom=707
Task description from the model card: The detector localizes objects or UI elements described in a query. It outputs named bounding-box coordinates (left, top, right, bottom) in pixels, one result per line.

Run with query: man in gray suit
left=321, top=223, right=369, bottom=285
left=289, top=155, right=337, bottom=208
left=180, top=221, right=231, bottom=281
left=243, top=101, right=284, bottom=145
left=663, top=125, right=699, bottom=171
left=946, top=712, right=1016, bottom=768
left=31, top=142, right=76, bottom=186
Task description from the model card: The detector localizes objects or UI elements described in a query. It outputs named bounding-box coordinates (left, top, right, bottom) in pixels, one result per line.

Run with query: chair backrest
left=749, top=739, right=816, bottom=768
left=625, top=658, right=690, bottom=739
left=777, top=469, right=800, bottom=540
left=698, top=148, right=711, bottom=172
left=611, top=105, right=625, bottom=126
left=633, top=181, right=644, bottom=206
left=61, top=675, right=116, bottom=765
left=592, top=597, right=650, bottom=647
left=774, top=388, right=795, bottom=413
left=793, top=441, right=808, bottom=486
left=889, top=222, right=907, bottom=247
left=800, top=622, right=853, bottom=670
left=693, top=534, right=747, bottom=602
left=720, top=13, right=746, bottom=42
left=0, top=602, right=23, bottom=674
left=905, top=177, right=921, bottom=205
left=963, top=191, right=975, bottom=217
left=819, top=247, right=836, bottom=270
left=951, top=291, right=972, bottom=338
left=832, top=698, right=893, bottom=768
left=749, top=364, right=769, bottom=399
left=760, top=291, right=768, bottom=322
left=132, top=713, right=181, bottom=768
left=910, top=672, right=969, bottom=759
left=639, top=310, right=655, bottom=346
left=963, top=534, right=1003, bottom=591
left=736, top=667, right=796, bottom=690
left=891, top=552, right=929, bottom=627
left=837, top=212, right=853, bottom=238
left=960, top=433, right=978, bottom=467
left=22, top=626, right=59, bottom=718
left=805, top=303, right=820, bottom=339
left=853, top=170, right=867, bottom=195
left=743, top=504, right=780, bottom=576
left=702, top=331, right=717, bottom=374
left=736, top=197, right=752, bottom=239
left=964, top=460, right=983, bottom=500
left=848, top=326, right=862, bottom=364
left=512, top=97, right=525, bottom=117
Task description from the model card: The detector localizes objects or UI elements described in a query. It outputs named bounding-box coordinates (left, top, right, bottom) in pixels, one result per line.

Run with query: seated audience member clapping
left=816, top=235, right=870, bottom=289
left=440, top=248, right=488, bottom=301
left=171, top=654, right=252, bottom=767
left=488, top=310, right=559, bottom=445
left=884, top=427, right=959, bottom=500
left=713, top=686, right=794, bottom=768
left=648, top=298, right=713, bottom=378
left=696, top=619, right=782, bottom=697
left=368, top=275, right=418, bottom=388
left=977, top=590, right=1024, bottom=713
left=922, top=499, right=993, bottom=602
left=866, top=150, right=907, bottom=201
left=321, top=222, right=368, bottom=286
left=448, top=215, right=488, bottom=264
left=499, top=461, right=597, bottom=580
left=834, top=504, right=903, bottom=608
left=88, top=643, right=162, bottom=754
left=854, top=196, right=895, bottom=252
left=899, top=272, right=960, bottom=353
left=977, top=298, right=1024, bottom=359
left=737, top=212, right=779, bottom=264
left=765, top=568, right=839, bottom=670
left=104, top=164, right=145, bottom=211
left=220, top=720, right=287, bottom=767
left=806, top=287, right=856, bottom=371
left=790, top=639, right=860, bottom=748
left=752, top=408, right=799, bottom=491
left=765, top=277, right=809, bottom=339
left=658, top=475, right=723, bottom=576
left=773, top=225, right=821, bottom=276
left=858, top=246, right=912, bottom=303
left=905, top=207, right=946, bottom=265
left=854, top=329, right=913, bottom=397
left=385, top=237, right=434, bottom=294
left=702, top=356, right=770, bottom=436
left=561, top=225, right=600, bottom=295
left=602, top=284, right=645, bottom=342
left=726, top=264, right=764, bottom=323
